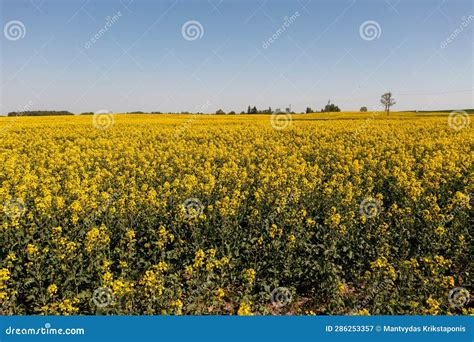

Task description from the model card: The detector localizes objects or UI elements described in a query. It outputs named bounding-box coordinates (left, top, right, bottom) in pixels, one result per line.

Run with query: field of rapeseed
left=0, top=112, right=472, bottom=315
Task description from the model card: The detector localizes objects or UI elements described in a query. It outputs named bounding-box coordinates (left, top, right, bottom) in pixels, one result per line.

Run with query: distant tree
left=229, top=111, right=236, bottom=114
left=240, top=111, right=245, bottom=114
left=251, top=106, right=257, bottom=114
left=360, top=106, right=368, bottom=112
left=80, top=112, right=94, bottom=115
left=247, top=105, right=251, bottom=114
left=321, top=100, right=340, bottom=113
left=306, top=107, right=313, bottom=113
left=216, top=109, right=225, bottom=114
left=8, top=111, right=74, bottom=117
left=380, top=92, right=396, bottom=115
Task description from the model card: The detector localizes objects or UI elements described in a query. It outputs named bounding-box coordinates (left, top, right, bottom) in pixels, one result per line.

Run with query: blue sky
left=1, top=0, right=472, bottom=114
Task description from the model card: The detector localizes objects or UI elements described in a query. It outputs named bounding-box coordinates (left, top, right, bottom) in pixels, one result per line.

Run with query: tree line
left=6, top=92, right=398, bottom=117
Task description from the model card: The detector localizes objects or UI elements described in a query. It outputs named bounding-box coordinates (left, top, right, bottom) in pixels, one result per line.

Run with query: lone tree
left=380, top=92, right=396, bottom=115
left=360, top=106, right=368, bottom=112
left=321, top=100, right=340, bottom=113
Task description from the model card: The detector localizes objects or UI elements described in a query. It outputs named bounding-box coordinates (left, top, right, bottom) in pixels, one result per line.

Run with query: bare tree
left=380, top=92, right=396, bottom=115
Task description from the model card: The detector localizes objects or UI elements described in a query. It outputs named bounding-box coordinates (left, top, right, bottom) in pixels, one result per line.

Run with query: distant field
left=0, top=112, right=472, bottom=315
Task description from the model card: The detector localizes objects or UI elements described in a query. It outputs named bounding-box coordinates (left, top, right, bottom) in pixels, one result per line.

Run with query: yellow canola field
left=0, top=112, right=472, bottom=315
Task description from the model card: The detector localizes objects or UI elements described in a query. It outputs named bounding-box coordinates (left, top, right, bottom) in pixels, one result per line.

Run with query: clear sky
left=1, top=0, right=472, bottom=114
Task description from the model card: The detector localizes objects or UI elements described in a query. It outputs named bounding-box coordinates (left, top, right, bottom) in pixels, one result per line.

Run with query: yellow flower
left=156, top=226, right=175, bottom=248
left=215, top=288, right=225, bottom=300
left=102, top=271, right=113, bottom=286
left=243, top=268, right=256, bottom=285
left=425, top=297, right=440, bottom=315
left=355, top=308, right=370, bottom=315
left=155, top=261, right=168, bottom=273
left=112, top=279, right=134, bottom=296
left=269, top=224, right=282, bottom=239
left=141, top=269, right=165, bottom=298
left=26, top=244, right=39, bottom=256
left=171, top=299, right=183, bottom=314
left=237, top=302, right=253, bottom=316
left=85, top=224, right=110, bottom=253
left=434, top=226, right=446, bottom=236
left=0, top=268, right=11, bottom=284
left=58, top=298, right=80, bottom=315
left=193, top=249, right=206, bottom=269
left=287, top=234, right=296, bottom=247
left=338, top=283, right=347, bottom=295
left=125, top=229, right=136, bottom=242
left=441, top=276, right=454, bottom=288
left=47, top=284, right=58, bottom=296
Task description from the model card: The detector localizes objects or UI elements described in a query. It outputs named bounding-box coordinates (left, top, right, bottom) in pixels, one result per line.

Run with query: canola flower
left=0, top=112, right=471, bottom=315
